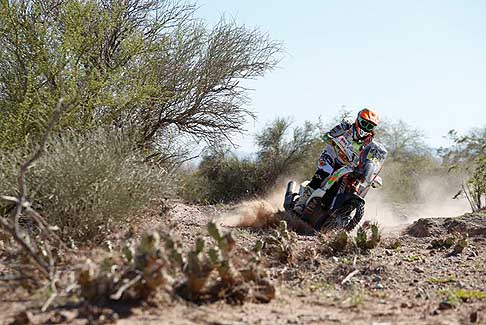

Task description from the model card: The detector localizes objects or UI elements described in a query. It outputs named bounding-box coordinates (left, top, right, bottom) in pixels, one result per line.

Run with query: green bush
left=179, top=147, right=262, bottom=204
left=467, top=157, right=486, bottom=210
left=180, top=119, right=319, bottom=204
left=0, top=130, right=168, bottom=242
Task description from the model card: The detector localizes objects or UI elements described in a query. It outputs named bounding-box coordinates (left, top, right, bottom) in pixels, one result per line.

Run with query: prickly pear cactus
left=77, top=231, right=173, bottom=303
left=264, top=220, right=296, bottom=264
left=162, top=233, right=184, bottom=269
left=330, top=230, right=351, bottom=253
left=452, top=234, right=468, bottom=254
left=207, top=221, right=239, bottom=285
left=354, top=222, right=382, bottom=252
left=78, top=259, right=115, bottom=303
left=76, top=224, right=276, bottom=305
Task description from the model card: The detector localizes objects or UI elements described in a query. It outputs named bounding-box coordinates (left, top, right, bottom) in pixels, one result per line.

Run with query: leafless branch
left=341, top=269, right=359, bottom=285
left=0, top=96, right=65, bottom=281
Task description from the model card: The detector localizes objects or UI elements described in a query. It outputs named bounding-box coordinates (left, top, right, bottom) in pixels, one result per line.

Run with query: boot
left=293, top=186, right=314, bottom=215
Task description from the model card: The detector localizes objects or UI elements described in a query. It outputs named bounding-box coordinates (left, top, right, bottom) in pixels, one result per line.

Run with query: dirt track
left=1, top=202, right=485, bottom=324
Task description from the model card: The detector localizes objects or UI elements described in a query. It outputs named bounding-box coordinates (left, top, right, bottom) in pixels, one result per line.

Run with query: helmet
left=354, top=108, right=380, bottom=139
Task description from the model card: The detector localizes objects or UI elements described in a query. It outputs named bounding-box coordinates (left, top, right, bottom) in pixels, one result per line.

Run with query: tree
left=375, top=119, right=430, bottom=160
left=133, top=21, right=282, bottom=153
left=441, top=127, right=486, bottom=212
left=467, top=157, right=486, bottom=211
left=256, top=118, right=319, bottom=186
left=0, top=0, right=282, bottom=162
left=0, top=0, right=190, bottom=149
left=440, top=127, right=486, bottom=165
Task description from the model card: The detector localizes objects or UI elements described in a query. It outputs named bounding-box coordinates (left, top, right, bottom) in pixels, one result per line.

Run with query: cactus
left=354, top=227, right=367, bottom=250
left=76, top=225, right=276, bottom=305
left=330, top=230, right=351, bottom=253
left=370, top=223, right=381, bottom=244
left=122, top=240, right=136, bottom=263
left=207, top=222, right=239, bottom=286
left=78, top=259, right=115, bottom=303
left=253, top=239, right=264, bottom=261
left=264, top=221, right=296, bottom=264
left=240, top=241, right=269, bottom=283
left=77, top=231, right=174, bottom=303
left=183, top=237, right=215, bottom=295
left=162, top=233, right=185, bottom=270
left=354, top=222, right=382, bottom=252
left=452, top=234, right=468, bottom=255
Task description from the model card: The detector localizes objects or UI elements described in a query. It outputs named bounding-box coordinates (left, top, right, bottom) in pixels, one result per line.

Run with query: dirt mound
left=406, top=212, right=486, bottom=238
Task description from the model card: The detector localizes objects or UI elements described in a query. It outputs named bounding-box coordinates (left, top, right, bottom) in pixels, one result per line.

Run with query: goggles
left=358, top=116, right=376, bottom=132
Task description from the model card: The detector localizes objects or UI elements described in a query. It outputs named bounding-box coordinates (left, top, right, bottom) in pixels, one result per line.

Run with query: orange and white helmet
left=354, top=108, right=380, bottom=139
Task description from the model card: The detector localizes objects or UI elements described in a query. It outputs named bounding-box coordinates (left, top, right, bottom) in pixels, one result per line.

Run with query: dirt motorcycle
left=283, top=135, right=387, bottom=231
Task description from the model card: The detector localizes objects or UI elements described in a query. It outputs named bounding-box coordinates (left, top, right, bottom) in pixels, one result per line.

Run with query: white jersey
left=317, top=119, right=373, bottom=174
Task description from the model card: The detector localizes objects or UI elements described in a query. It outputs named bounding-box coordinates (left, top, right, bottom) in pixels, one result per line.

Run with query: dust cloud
left=363, top=176, right=470, bottom=233
left=218, top=175, right=471, bottom=233
left=217, top=178, right=290, bottom=228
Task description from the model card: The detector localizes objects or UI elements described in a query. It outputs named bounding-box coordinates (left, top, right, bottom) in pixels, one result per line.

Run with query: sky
left=197, top=0, right=486, bottom=153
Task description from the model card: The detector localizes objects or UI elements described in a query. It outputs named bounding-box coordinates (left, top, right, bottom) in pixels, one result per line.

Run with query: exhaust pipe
left=286, top=181, right=295, bottom=195
left=284, top=181, right=296, bottom=211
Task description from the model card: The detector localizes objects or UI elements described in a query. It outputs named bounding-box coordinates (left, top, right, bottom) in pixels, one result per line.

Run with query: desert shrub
left=440, top=127, right=486, bottom=211
left=181, top=119, right=319, bottom=204
left=255, top=118, right=319, bottom=188
left=467, top=157, right=486, bottom=210
left=0, top=129, right=168, bottom=242
left=179, top=146, right=262, bottom=204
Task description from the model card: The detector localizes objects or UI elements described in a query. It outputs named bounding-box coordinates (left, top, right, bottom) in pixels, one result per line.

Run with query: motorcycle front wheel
left=315, top=199, right=365, bottom=231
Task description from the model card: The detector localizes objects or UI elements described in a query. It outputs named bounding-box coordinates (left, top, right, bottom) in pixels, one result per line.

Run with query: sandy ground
left=1, top=202, right=485, bottom=325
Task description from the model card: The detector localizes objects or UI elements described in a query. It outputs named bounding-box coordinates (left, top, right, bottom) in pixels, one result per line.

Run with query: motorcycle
left=283, top=135, right=387, bottom=231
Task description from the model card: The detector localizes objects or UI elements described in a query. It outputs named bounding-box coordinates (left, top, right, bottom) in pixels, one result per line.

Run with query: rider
left=293, top=108, right=380, bottom=215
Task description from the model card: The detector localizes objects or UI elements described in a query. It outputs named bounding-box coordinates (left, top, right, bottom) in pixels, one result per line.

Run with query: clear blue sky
left=198, top=0, right=486, bottom=152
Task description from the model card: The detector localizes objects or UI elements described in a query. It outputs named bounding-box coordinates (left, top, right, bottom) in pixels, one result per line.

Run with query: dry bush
left=0, top=130, right=169, bottom=243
